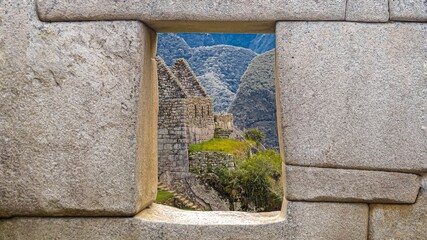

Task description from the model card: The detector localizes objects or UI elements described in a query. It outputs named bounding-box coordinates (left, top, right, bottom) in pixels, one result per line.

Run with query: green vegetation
left=189, top=130, right=282, bottom=212
left=206, top=150, right=283, bottom=212
left=189, top=138, right=254, bottom=157
left=156, top=190, right=174, bottom=204
left=156, top=190, right=197, bottom=211
left=229, top=50, right=279, bottom=150
left=244, top=128, right=265, bottom=147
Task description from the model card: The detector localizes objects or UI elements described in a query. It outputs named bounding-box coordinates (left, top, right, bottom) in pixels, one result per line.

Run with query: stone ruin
left=156, top=57, right=215, bottom=175
left=1, top=0, right=426, bottom=239
left=214, top=113, right=234, bottom=130
left=156, top=57, right=238, bottom=211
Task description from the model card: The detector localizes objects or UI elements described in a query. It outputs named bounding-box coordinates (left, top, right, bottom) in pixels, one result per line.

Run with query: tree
left=244, top=128, right=265, bottom=147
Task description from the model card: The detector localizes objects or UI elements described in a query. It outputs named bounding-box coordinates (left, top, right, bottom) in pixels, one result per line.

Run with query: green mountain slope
left=157, top=34, right=257, bottom=112
left=228, top=50, right=278, bottom=149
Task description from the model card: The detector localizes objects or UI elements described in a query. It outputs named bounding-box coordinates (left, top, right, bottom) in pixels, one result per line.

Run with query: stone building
left=157, top=57, right=215, bottom=175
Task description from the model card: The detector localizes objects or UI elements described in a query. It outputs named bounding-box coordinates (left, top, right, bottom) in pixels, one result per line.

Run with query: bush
left=244, top=128, right=265, bottom=147
left=213, top=150, right=283, bottom=212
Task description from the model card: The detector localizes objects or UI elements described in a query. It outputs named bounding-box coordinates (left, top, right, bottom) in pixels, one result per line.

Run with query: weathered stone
left=157, top=57, right=215, bottom=176
left=286, top=201, right=368, bottom=239
left=171, top=59, right=209, bottom=97
left=36, top=0, right=346, bottom=32
left=276, top=22, right=427, bottom=173
left=0, top=0, right=158, bottom=217
left=160, top=172, right=231, bottom=211
left=189, top=151, right=235, bottom=174
left=369, top=175, right=427, bottom=239
left=286, top=166, right=420, bottom=203
left=390, top=0, right=427, bottom=21
left=0, top=202, right=368, bottom=239
left=346, top=0, right=389, bottom=22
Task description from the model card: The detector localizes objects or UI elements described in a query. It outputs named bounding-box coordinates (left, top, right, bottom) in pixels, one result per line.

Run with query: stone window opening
left=155, top=31, right=282, bottom=214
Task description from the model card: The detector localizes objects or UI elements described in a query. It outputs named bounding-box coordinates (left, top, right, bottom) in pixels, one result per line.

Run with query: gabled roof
left=156, top=57, right=188, bottom=99
left=171, top=59, right=209, bottom=97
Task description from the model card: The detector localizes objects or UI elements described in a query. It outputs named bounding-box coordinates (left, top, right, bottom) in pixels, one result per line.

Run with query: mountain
left=188, top=45, right=256, bottom=93
left=248, top=35, right=276, bottom=55
left=176, top=33, right=275, bottom=54
left=157, top=33, right=192, bottom=66
left=228, top=50, right=278, bottom=150
left=157, top=33, right=257, bottom=112
left=198, top=72, right=235, bottom=113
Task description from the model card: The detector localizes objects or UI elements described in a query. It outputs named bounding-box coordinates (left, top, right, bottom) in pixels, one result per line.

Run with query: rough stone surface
left=36, top=0, right=347, bottom=32
left=390, top=0, right=427, bottom=21
left=157, top=57, right=215, bottom=175
left=277, top=22, right=427, bottom=173
left=0, top=202, right=368, bottom=239
left=214, top=113, right=234, bottom=130
left=286, top=202, right=368, bottom=240
left=0, top=0, right=157, bottom=217
left=286, top=166, right=421, bottom=203
left=369, top=175, right=427, bottom=239
left=346, top=0, right=389, bottom=22
left=189, top=151, right=235, bottom=174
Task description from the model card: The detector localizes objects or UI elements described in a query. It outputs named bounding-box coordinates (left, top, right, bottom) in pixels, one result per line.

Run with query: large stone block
left=369, top=175, right=427, bottom=239
left=286, top=166, right=420, bottom=203
left=35, top=0, right=346, bottom=32
left=285, top=201, right=368, bottom=240
left=0, top=202, right=368, bottom=240
left=0, top=0, right=158, bottom=217
left=390, top=0, right=427, bottom=21
left=276, top=22, right=427, bottom=173
left=346, top=0, right=389, bottom=22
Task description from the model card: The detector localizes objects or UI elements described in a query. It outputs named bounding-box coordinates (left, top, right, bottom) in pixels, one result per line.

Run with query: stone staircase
left=157, top=182, right=204, bottom=211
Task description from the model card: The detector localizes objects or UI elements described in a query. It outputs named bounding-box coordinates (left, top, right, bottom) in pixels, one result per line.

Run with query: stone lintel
left=346, top=0, right=389, bottom=22
left=36, top=0, right=347, bottom=32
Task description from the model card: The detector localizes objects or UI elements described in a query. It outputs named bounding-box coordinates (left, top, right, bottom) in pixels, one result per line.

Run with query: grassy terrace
left=189, top=138, right=255, bottom=156
left=156, top=190, right=174, bottom=204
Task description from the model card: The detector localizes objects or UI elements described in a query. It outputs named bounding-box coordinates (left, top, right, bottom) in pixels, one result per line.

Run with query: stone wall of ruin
left=189, top=152, right=235, bottom=174
left=185, top=97, right=215, bottom=144
left=0, top=0, right=425, bottom=239
left=214, top=113, right=234, bottom=130
left=157, top=96, right=215, bottom=175
left=157, top=99, right=189, bottom=174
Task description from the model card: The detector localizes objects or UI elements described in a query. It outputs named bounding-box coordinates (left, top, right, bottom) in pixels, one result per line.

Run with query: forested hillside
left=228, top=50, right=278, bottom=150
left=157, top=33, right=257, bottom=112
left=176, top=33, right=275, bottom=54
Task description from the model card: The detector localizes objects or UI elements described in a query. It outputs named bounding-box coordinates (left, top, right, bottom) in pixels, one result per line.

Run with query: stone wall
left=214, top=113, right=234, bottom=130
left=214, top=128, right=234, bottom=139
left=157, top=99, right=189, bottom=174
left=1, top=0, right=426, bottom=239
left=189, top=152, right=235, bottom=174
left=156, top=56, right=214, bottom=174
left=185, top=97, right=215, bottom=144
left=157, top=97, right=215, bottom=174
left=171, top=59, right=209, bottom=97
